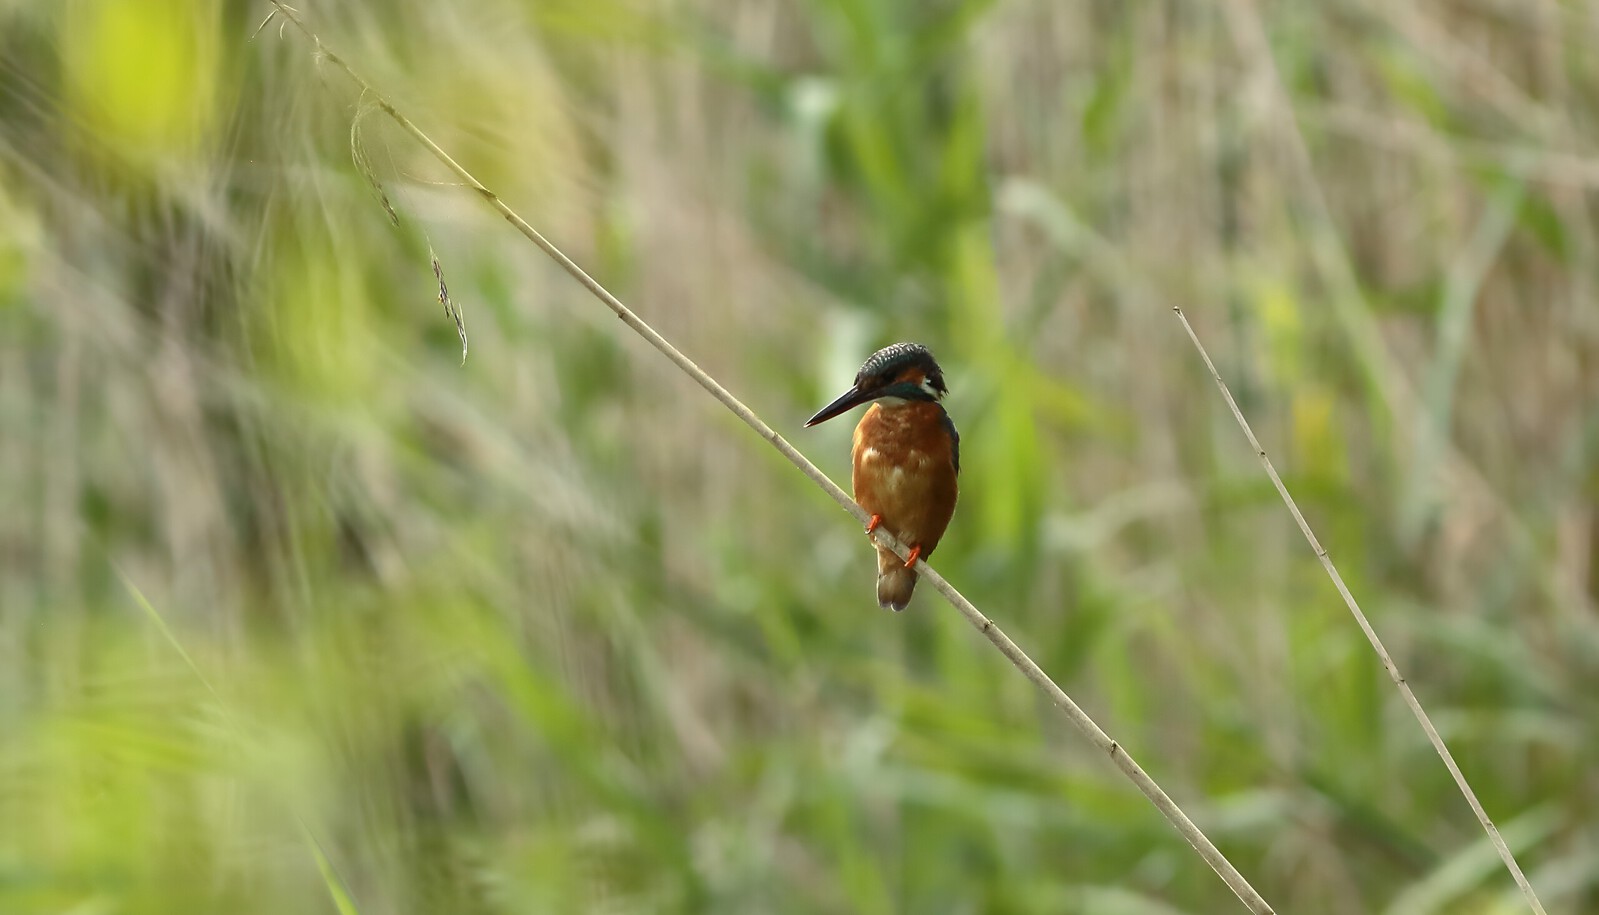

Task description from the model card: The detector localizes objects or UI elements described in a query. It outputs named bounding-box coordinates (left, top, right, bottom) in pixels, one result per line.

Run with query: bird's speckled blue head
left=852, top=343, right=947, bottom=398
left=804, top=342, right=949, bottom=427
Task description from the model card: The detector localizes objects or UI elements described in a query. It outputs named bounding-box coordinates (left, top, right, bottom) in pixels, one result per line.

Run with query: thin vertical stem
left=1173, top=306, right=1546, bottom=915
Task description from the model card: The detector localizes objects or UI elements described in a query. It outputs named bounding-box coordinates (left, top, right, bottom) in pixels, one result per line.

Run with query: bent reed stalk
left=263, top=5, right=1277, bottom=912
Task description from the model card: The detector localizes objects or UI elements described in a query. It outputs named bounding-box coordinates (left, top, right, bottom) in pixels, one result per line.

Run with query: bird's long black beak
left=805, top=386, right=875, bottom=427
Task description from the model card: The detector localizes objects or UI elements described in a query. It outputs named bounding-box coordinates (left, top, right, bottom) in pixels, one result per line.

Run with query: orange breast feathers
left=850, top=401, right=960, bottom=556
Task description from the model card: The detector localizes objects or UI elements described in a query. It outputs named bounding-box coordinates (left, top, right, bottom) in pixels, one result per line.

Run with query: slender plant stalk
left=1172, top=307, right=1548, bottom=915
left=262, top=4, right=1277, bottom=911
left=121, top=571, right=363, bottom=913
left=1209, top=5, right=1550, bottom=909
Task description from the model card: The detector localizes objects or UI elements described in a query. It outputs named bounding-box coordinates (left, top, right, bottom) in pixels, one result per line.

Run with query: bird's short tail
left=875, top=547, right=918, bottom=611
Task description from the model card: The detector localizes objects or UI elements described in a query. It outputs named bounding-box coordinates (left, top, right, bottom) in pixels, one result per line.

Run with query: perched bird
left=805, top=343, right=959, bottom=610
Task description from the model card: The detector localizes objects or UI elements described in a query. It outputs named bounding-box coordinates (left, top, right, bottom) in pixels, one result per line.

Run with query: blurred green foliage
left=3, top=0, right=1598, bottom=912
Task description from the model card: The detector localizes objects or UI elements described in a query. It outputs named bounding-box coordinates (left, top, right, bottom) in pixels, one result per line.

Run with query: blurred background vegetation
left=2, top=0, right=1597, bottom=912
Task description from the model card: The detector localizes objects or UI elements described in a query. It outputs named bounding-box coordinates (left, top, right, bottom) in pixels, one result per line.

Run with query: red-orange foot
left=903, top=545, right=922, bottom=568
left=865, top=514, right=883, bottom=534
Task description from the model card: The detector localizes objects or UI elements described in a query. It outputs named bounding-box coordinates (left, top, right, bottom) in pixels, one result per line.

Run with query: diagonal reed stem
left=264, top=4, right=1276, bottom=911
left=1172, top=306, right=1547, bottom=915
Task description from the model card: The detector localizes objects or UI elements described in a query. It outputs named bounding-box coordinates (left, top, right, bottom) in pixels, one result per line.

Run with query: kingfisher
left=806, top=342, right=959, bottom=611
